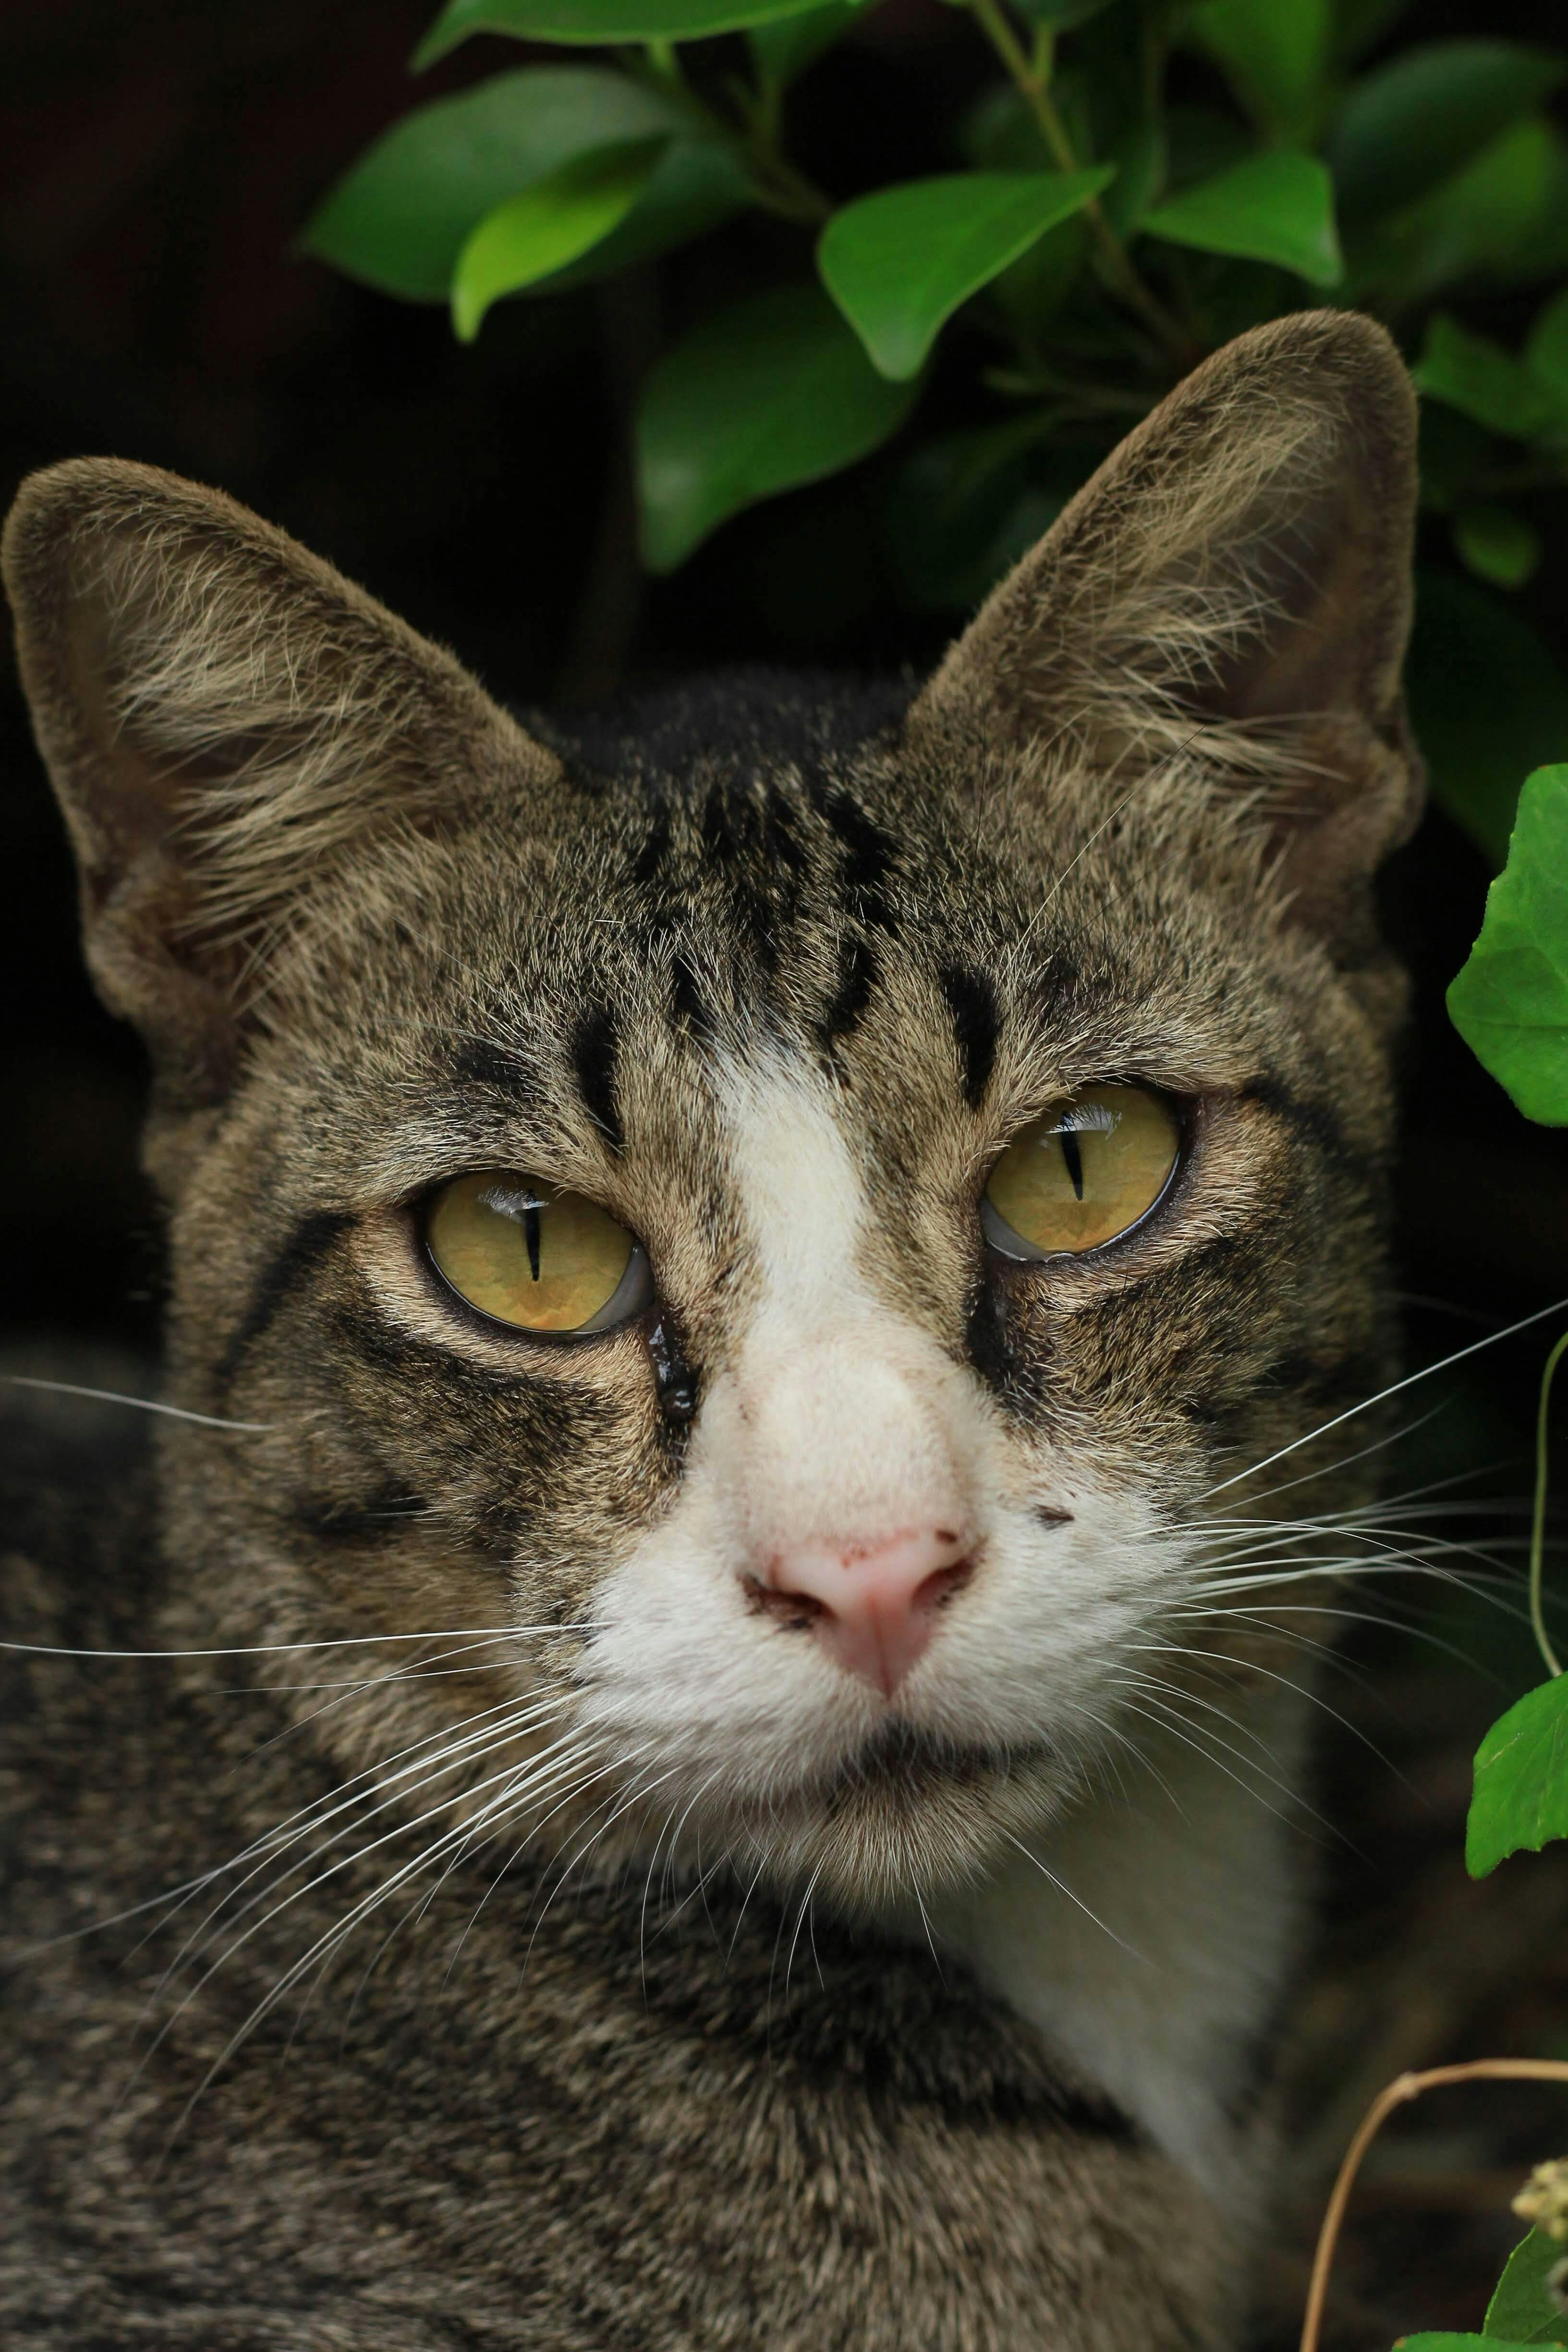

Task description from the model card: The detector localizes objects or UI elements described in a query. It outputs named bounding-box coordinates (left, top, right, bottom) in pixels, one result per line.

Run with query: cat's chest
left=933, top=1690, right=1308, bottom=2209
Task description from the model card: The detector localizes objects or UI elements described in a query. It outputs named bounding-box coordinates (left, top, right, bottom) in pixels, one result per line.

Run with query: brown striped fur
left=2, top=312, right=1419, bottom=2348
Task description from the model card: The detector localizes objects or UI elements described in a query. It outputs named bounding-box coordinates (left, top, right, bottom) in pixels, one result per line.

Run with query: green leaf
left=818, top=169, right=1114, bottom=381
left=538, top=137, right=753, bottom=292
left=1484, top=2228, right=1568, bottom=2342
left=1413, top=315, right=1567, bottom=445
left=416, top=0, right=828, bottom=63
left=451, top=138, right=667, bottom=339
left=1467, top=1665, right=1568, bottom=1874
left=1408, top=572, right=1568, bottom=869
left=1142, top=153, right=1342, bottom=286
left=748, top=0, right=866, bottom=87
left=1349, top=116, right=1565, bottom=307
left=1101, top=121, right=1167, bottom=239
left=300, top=67, right=685, bottom=300
left=1448, top=766, right=1568, bottom=1129
left=1527, top=291, right=1568, bottom=411
left=1398, top=2338, right=1549, bottom=2350
left=1186, top=0, right=1331, bottom=137
left=1493, top=136, right=1568, bottom=290
left=1325, top=42, right=1566, bottom=226
left=1454, top=505, right=1543, bottom=593
left=635, top=282, right=920, bottom=570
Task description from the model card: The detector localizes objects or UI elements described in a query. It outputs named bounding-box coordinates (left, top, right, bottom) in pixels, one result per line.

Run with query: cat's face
left=4, top=311, right=1421, bottom=1914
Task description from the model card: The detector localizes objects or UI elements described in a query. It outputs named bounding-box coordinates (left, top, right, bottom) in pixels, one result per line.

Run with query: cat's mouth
left=705, top=1718, right=1067, bottom=1912
left=821, top=1720, right=1056, bottom=1805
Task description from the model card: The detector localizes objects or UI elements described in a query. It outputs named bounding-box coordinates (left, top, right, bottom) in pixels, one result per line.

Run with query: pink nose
left=754, top=1527, right=975, bottom=1698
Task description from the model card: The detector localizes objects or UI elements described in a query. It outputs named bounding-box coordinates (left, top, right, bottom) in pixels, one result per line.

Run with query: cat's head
left=4, top=312, right=1419, bottom=1912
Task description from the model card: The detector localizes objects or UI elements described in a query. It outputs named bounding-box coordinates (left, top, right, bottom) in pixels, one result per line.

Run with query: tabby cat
left=1, top=309, right=1420, bottom=2349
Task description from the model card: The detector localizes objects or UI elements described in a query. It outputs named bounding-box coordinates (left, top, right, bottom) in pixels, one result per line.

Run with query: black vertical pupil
left=523, top=1201, right=542, bottom=1282
left=1059, top=1127, right=1085, bottom=1201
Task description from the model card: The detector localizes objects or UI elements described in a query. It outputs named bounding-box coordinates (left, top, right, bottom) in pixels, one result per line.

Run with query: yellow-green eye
left=982, top=1086, right=1180, bottom=1259
left=425, top=1173, right=650, bottom=1334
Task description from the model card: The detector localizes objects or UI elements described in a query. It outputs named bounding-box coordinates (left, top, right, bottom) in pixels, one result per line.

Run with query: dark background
left=5, top=1, right=1568, bottom=2339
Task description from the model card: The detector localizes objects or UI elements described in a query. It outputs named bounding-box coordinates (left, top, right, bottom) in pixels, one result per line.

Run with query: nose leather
left=761, top=1526, right=973, bottom=1697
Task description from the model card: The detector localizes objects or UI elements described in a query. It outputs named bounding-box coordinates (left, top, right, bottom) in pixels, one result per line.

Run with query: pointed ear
left=2, top=459, right=559, bottom=1105
left=911, top=311, right=1422, bottom=952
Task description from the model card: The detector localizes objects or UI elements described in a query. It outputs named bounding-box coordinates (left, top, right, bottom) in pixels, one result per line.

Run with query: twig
left=624, top=43, right=830, bottom=227
left=964, top=0, right=1192, bottom=367
left=1299, top=2057, right=1568, bottom=2352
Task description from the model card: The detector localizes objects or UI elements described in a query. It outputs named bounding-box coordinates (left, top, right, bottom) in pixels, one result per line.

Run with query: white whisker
left=997, top=1828, right=1142, bottom=1956
left=2, top=1373, right=271, bottom=1431
left=1202, top=1297, right=1568, bottom=1501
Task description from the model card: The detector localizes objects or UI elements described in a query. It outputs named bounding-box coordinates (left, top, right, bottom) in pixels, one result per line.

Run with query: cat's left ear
left=3, top=459, right=560, bottom=1110
left=910, top=310, right=1422, bottom=952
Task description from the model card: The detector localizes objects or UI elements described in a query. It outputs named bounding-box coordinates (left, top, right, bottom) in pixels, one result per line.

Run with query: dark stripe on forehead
left=822, top=789, right=892, bottom=884
left=820, top=939, right=878, bottom=1058
left=670, top=950, right=714, bottom=1044
left=573, top=1005, right=624, bottom=1154
left=939, top=965, right=999, bottom=1109
left=763, top=787, right=809, bottom=875
left=214, top=1210, right=354, bottom=1399
left=450, top=1038, right=537, bottom=1096
left=819, top=787, right=899, bottom=931
left=631, top=799, right=670, bottom=885
left=701, top=778, right=734, bottom=862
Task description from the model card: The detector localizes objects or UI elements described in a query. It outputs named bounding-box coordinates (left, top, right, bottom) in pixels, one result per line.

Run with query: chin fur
left=635, top=1726, right=1075, bottom=1918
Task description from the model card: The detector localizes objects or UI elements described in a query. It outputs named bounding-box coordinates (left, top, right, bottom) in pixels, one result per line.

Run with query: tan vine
left=1299, top=2058, right=1568, bottom=2352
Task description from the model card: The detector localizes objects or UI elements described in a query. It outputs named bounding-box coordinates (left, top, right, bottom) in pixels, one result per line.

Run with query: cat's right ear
left=909, top=311, right=1421, bottom=958
left=2, top=459, right=559, bottom=1108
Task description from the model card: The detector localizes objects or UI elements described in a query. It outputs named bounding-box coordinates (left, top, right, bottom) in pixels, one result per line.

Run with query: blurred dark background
left=6, top=1, right=1568, bottom=2340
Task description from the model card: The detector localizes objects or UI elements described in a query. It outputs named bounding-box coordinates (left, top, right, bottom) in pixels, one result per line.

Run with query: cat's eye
left=425, top=1173, right=651, bottom=1334
left=982, top=1085, right=1181, bottom=1260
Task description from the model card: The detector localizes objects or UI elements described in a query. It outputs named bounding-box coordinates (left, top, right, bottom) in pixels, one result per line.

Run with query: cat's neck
left=932, top=1685, right=1310, bottom=2213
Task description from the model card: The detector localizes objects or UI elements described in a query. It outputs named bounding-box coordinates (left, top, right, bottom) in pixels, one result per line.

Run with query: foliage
left=1413, top=790, right=1568, bottom=2351
left=1467, top=1669, right=1568, bottom=1878
left=1449, top=768, right=1568, bottom=1124
left=1395, top=2338, right=1543, bottom=2350
left=1483, top=2226, right=1568, bottom=2344
left=301, top=0, right=1568, bottom=865
left=635, top=282, right=920, bottom=565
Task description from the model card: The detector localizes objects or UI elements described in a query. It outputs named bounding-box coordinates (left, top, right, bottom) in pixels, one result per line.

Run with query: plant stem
left=1299, top=2058, right=1568, bottom=2352
left=748, top=133, right=833, bottom=227
left=629, top=43, right=830, bottom=227
left=1531, top=1330, right=1568, bottom=1678
left=964, top=0, right=1192, bottom=367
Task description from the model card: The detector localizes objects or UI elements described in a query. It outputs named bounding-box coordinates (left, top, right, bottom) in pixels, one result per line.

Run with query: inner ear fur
left=912, top=310, right=1423, bottom=952
left=2, top=458, right=559, bottom=1103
